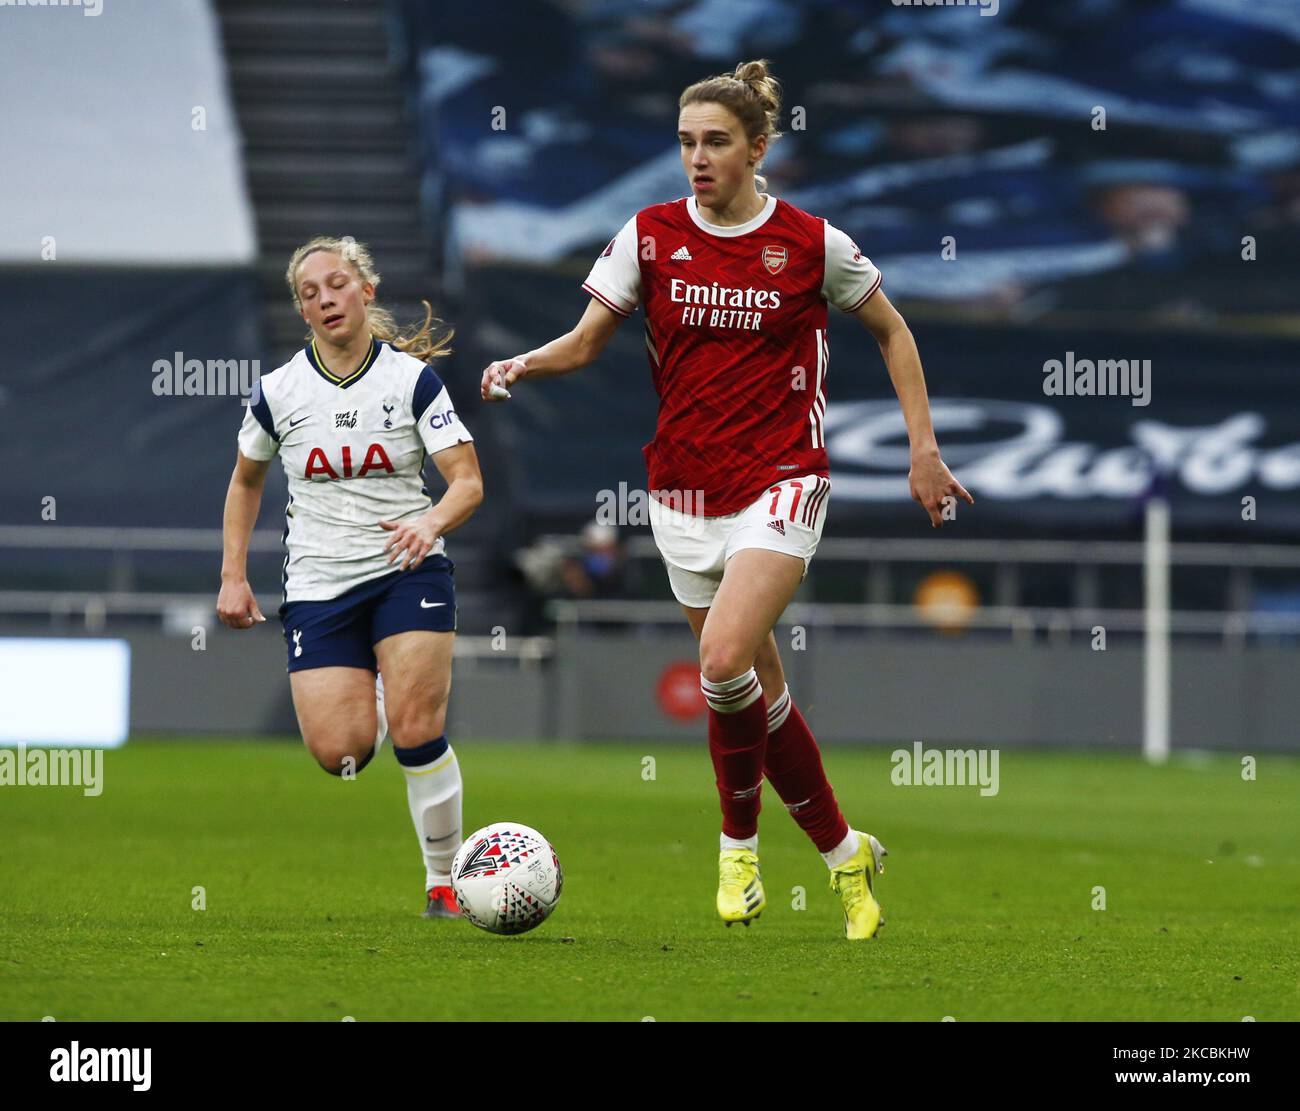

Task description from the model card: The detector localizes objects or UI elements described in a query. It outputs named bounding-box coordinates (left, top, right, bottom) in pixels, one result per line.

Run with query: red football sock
left=764, top=690, right=849, bottom=853
left=701, top=669, right=768, bottom=840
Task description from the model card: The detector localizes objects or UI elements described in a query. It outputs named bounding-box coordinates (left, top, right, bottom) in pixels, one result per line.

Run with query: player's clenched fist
left=480, top=356, right=528, bottom=401
left=217, top=578, right=266, bottom=629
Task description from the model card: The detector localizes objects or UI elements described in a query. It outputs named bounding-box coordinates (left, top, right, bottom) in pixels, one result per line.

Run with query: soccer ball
left=450, top=823, right=563, bottom=935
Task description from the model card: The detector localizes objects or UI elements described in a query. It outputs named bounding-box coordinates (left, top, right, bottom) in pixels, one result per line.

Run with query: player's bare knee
left=386, top=700, right=448, bottom=748
left=307, top=734, right=375, bottom=776
left=699, top=644, right=754, bottom=685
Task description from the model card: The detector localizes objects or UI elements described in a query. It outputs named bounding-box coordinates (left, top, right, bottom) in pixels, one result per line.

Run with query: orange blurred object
left=913, top=570, right=980, bottom=633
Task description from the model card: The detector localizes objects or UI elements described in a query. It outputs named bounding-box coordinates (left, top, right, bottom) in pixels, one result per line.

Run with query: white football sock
left=374, top=673, right=389, bottom=751
left=400, top=745, right=462, bottom=890
left=821, top=828, right=860, bottom=869
left=700, top=667, right=764, bottom=714
left=720, top=832, right=758, bottom=854
left=766, top=685, right=792, bottom=733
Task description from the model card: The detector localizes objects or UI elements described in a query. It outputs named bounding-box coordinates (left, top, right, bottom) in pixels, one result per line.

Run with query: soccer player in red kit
left=481, top=60, right=972, bottom=939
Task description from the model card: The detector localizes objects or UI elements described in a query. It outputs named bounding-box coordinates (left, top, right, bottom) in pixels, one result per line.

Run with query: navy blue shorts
left=279, top=556, right=457, bottom=673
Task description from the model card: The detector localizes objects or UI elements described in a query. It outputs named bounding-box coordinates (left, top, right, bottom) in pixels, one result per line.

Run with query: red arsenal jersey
left=582, top=193, right=881, bottom=517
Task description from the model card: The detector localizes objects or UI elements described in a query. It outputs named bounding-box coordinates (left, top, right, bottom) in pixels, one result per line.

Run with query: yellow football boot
left=717, top=848, right=765, bottom=926
left=829, top=832, right=888, bottom=940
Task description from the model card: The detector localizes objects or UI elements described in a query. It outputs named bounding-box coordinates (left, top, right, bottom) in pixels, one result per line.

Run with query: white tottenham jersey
left=236, top=338, right=473, bottom=603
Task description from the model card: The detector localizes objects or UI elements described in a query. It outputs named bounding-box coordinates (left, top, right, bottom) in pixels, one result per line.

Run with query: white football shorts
left=648, top=473, right=831, bottom=609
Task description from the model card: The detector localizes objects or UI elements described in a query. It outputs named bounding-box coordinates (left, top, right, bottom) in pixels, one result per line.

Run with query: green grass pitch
left=1, top=739, right=1297, bottom=1021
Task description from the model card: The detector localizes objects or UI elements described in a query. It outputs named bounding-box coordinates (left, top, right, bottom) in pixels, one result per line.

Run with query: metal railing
left=0, top=585, right=553, bottom=662
left=4, top=526, right=1300, bottom=646
left=549, top=598, right=1300, bottom=647
left=0, top=526, right=284, bottom=552
left=6, top=525, right=1298, bottom=566
left=623, top=534, right=1300, bottom=616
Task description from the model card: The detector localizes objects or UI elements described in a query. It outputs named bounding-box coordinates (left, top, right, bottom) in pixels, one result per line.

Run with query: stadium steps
left=215, top=0, right=504, bottom=581
left=241, top=154, right=416, bottom=194
left=235, top=104, right=407, bottom=129
left=242, top=131, right=412, bottom=158
left=214, top=0, right=430, bottom=359
left=230, top=86, right=407, bottom=113
left=217, top=9, right=387, bottom=58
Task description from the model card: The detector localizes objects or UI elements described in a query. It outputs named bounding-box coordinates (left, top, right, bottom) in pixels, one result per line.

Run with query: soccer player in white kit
left=482, top=62, right=973, bottom=938
left=218, top=237, right=483, bottom=919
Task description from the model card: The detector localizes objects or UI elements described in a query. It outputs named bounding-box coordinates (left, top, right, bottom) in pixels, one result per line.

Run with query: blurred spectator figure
left=1050, top=162, right=1218, bottom=320
left=515, top=538, right=566, bottom=599
left=512, top=520, right=631, bottom=632
left=884, top=114, right=987, bottom=160
left=560, top=521, right=626, bottom=599
left=1094, top=180, right=1191, bottom=258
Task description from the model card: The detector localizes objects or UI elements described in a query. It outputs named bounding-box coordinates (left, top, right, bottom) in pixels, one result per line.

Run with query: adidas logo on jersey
left=671, top=245, right=693, bottom=261
left=767, top=519, right=786, bottom=536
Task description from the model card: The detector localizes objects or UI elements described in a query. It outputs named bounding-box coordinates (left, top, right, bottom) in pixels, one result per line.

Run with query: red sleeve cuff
left=844, top=270, right=883, bottom=312
left=582, top=281, right=633, bottom=317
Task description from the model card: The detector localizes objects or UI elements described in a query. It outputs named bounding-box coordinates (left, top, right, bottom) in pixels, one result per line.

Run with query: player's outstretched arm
left=480, top=298, right=624, bottom=401
left=218, top=451, right=271, bottom=627
left=854, top=290, right=973, bottom=528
